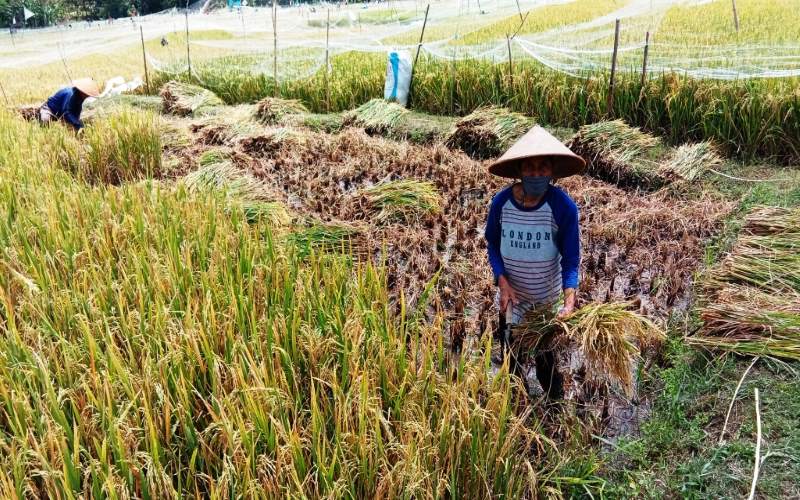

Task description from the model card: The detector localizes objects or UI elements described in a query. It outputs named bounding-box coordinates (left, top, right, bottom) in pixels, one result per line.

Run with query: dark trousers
left=497, top=312, right=564, bottom=400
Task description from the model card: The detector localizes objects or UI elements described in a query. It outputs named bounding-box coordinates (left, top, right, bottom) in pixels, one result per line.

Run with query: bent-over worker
left=39, top=78, right=100, bottom=131
left=484, top=126, right=586, bottom=399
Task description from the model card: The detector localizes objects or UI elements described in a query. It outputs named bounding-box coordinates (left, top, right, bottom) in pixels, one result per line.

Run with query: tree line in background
left=1, top=0, right=321, bottom=28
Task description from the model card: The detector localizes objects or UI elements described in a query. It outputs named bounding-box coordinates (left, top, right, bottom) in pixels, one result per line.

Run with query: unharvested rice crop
left=254, top=96, right=309, bottom=124
left=0, top=109, right=577, bottom=497
left=160, top=80, right=224, bottom=116
left=568, top=120, right=665, bottom=190
left=445, top=106, right=534, bottom=159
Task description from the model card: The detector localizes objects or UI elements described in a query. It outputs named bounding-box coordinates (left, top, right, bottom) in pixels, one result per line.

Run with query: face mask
left=521, top=176, right=551, bottom=197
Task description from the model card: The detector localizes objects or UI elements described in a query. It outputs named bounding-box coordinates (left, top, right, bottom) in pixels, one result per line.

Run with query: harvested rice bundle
left=691, top=286, right=800, bottom=359
left=661, top=141, right=723, bottom=181
left=183, top=151, right=290, bottom=225
left=238, top=127, right=306, bottom=155
left=444, top=106, right=534, bottom=159
left=254, top=97, right=309, bottom=125
left=568, top=120, right=664, bottom=190
left=513, top=302, right=663, bottom=397
left=743, top=206, right=800, bottom=236
left=343, top=98, right=409, bottom=134
left=709, top=234, right=800, bottom=294
left=360, top=179, right=442, bottom=224
left=160, top=80, right=223, bottom=116
left=287, top=221, right=367, bottom=259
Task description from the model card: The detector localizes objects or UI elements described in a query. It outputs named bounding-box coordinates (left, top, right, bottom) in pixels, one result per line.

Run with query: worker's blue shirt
left=46, top=87, right=85, bottom=129
left=485, top=184, right=580, bottom=321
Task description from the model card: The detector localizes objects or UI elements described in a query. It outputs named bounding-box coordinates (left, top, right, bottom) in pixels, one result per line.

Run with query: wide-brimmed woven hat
left=488, top=125, right=586, bottom=179
left=73, top=78, right=100, bottom=98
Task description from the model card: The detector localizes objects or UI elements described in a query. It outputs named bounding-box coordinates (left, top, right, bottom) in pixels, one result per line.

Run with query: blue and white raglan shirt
left=485, top=184, right=580, bottom=324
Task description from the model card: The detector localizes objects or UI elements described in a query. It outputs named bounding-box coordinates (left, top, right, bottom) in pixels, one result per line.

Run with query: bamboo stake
left=640, top=31, right=649, bottom=88
left=140, top=26, right=151, bottom=93
left=514, top=0, right=523, bottom=23
left=272, top=0, right=278, bottom=96
left=325, top=8, right=331, bottom=112
left=506, top=35, right=514, bottom=91
left=606, top=19, right=620, bottom=116
left=408, top=4, right=430, bottom=107
left=185, top=4, right=192, bottom=77
left=747, top=388, right=762, bottom=500
left=719, top=356, right=758, bottom=445
left=731, top=0, right=740, bottom=32
left=0, top=79, right=9, bottom=106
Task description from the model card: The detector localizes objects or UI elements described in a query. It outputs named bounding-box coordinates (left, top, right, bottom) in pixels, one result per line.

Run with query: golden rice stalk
left=254, top=97, right=309, bottom=125
left=361, top=179, right=442, bottom=224
left=160, top=80, right=224, bottom=116
left=558, top=302, right=664, bottom=396
left=444, top=106, right=534, bottom=159
left=661, top=141, right=723, bottom=181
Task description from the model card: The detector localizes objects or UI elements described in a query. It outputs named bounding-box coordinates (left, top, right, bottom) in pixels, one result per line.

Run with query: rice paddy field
left=2, top=0, right=800, bottom=497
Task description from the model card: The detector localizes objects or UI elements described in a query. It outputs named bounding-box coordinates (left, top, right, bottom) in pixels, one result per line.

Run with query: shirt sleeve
left=552, top=189, right=580, bottom=290
left=64, top=92, right=84, bottom=130
left=484, top=189, right=508, bottom=283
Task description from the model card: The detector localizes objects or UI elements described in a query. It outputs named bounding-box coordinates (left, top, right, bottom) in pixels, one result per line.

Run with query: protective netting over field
left=2, top=0, right=799, bottom=80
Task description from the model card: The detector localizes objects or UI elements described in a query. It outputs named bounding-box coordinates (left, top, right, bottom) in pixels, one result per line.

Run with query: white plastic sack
left=384, top=50, right=412, bottom=107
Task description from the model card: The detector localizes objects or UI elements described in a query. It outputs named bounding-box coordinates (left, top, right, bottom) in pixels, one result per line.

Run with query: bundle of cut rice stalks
left=567, top=120, right=665, bottom=190
left=17, top=104, right=40, bottom=121
left=254, top=97, right=309, bottom=125
left=359, top=179, right=442, bottom=224
left=742, top=205, right=800, bottom=236
left=444, top=106, right=534, bottom=159
left=191, top=104, right=262, bottom=145
left=692, top=206, right=800, bottom=360
left=513, top=302, right=664, bottom=397
left=183, top=150, right=291, bottom=226
left=660, top=141, right=723, bottom=182
left=343, top=98, right=409, bottom=135
left=287, top=220, right=368, bottom=259
left=160, top=80, right=224, bottom=117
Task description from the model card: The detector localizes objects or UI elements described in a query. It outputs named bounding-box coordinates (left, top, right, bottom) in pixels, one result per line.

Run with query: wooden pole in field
left=185, top=2, right=192, bottom=77
left=140, top=26, right=151, bottom=93
left=506, top=35, right=514, bottom=91
left=408, top=4, right=430, bottom=107
left=607, top=19, right=620, bottom=116
left=272, top=0, right=278, bottom=96
left=640, top=31, right=649, bottom=88
left=325, top=8, right=331, bottom=112
left=514, top=0, right=523, bottom=23
left=731, top=0, right=740, bottom=31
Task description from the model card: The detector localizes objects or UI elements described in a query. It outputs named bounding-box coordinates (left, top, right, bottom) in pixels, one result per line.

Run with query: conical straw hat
left=73, top=78, right=100, bottom=98
left=488, top=125, right=586, bottom=179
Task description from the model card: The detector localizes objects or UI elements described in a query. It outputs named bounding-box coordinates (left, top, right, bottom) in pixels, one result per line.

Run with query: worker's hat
left=488, top=125, right=586, bottom=179
left=73, top=78, right=100, bottom=98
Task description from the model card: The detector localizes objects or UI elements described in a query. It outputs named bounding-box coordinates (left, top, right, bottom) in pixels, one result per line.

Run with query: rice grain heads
left=359, top=179, right=442, bottom=224
left=661, top=141, right=723, bottom=182
left=344, top=98, right=409, bottom=134
left=444, top=106, right=534, bottom=159
left=160, top=80, right=224, bottom=117
left=254, top=97, right=309, bottom=125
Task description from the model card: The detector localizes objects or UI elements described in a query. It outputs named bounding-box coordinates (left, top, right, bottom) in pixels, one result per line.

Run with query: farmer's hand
left=498, top=275, right=517, bottom=312
left=557, top=288, right=577, bottom=319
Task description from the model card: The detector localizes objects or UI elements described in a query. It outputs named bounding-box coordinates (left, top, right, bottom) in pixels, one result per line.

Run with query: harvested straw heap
left=344, top=98, right=409, bottom=134
left=359, top=179, right=442, bottom=224
left=445, top=106, right=534, bottom=159
left=160, top=80, right=224, bottom=117
left=690, top=206, right=800, bottom=359
left=254, top=97, right=309, bottom=125
left=568, top=120, right=665, bottom=190
left=514, top=302, right=664, bottom=397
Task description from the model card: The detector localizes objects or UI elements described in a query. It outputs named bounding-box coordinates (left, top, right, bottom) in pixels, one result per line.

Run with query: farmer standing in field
left=485, top=126, right=586, bottom=399
left=39, top=78, right=100, bottom=132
